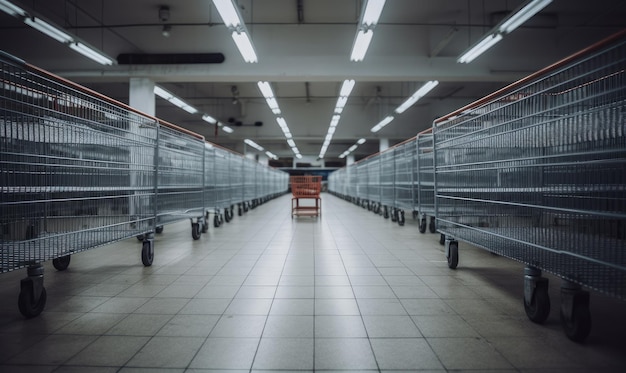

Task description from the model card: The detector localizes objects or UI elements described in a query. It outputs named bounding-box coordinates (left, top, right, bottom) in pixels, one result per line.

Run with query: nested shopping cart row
left=330, top=30, right=626, bottom=342
left=0, top=52, right=288, bottom=318
left=328, top=134, right=436, bottom=231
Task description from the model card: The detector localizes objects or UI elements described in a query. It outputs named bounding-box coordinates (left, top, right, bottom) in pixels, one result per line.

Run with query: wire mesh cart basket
left=416, top=133, right=437, bottom=234
left=291, top=176, right=322, bottom=217
left=433, top=30, right=626, bottom=342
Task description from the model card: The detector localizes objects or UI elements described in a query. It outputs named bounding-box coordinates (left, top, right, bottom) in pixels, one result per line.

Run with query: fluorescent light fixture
left=348, top=145, right=358, bottom=152
left=339, top=154, right=346, bottom=159
left=457, top=33, right=503, bottom=63
left=287, top=139, right=296, bottom=148
left=257, top=81, right=274, bottom=98
left=350, top=29, right=373, bottom=62
left=202, top=114, right=217, bottom=124
left=276, top=117, right=287, bottom=128
left=0, top=0, right=26, bottom=16
left=371, top=115, right=394, bottom=132
left=336, top=96, right=348, bottom=109
left=265, top=151, right=278, bottom=160
left=330, top=115, right=341, bottom=127
left=361, top=0, right=386, bottom=26
left=328, top=127, right=336, bottom=135
left=339, top=79, right=356, bottom=97
left=24, top=16, right=74, bottom=44
left=295, top=154, right=303, bottom=159
left=499, top=0, right=552, bottom=34
left=153, top=85, right=198, bottom=114
left=272, top=108, right=282, bottom=115
left=222, top=126, right=234, bottom=133
left=244, top=138, right=264, bottom=151
left=395, top=80, right=439, bottom=114
left=212, top=0, right=242, bottom=28
left=69, top=42, right=115, bottom=65
left=265, top=97, right=279, bottom=110
left=231, top=31, right=258, bottom=63
left=357, top=138, right=366, bottom=145
left=154, top=86, right=172, bottom=100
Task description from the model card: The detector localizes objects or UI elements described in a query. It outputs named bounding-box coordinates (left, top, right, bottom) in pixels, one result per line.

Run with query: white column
left=379, top=138, right=389, bottom=152
left=129, top=78, right=155, bottom=116
left=347, top=155, right=355, bottom=166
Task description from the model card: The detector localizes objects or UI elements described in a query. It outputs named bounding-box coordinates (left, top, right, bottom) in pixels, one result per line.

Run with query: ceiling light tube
left=287, top=139, right=296, bottom=148
left=231, top=31, right=258, bottom=63
left=457, top=33, right=503, bottom=63
left=295, top=154, right=302, bottom=159
left=328, top=127, right=336, bottom=134
left=257, top=81, right=274, bottom=98
left=498, top=0, right=552, bottom=34
left=350, top=29, right=373, bottom=62
left=25, top=16, right=74, bottom=44
left=276, top=117, right=287, bottom=128
left=212, top=0, right=242, bottom=28
left=361, top=0, right=386, bottom=26
left=202, top=114, right=217, bottom=124
left=336, top=96, right=348, bottom=109
left=222, top=126, right=234, bottom=133
left=0, top=0, right=26, bottom=16
left=330, top=115, right=341, bottom=127
left=339, top=79, right=355, bottom=97
left=154, top=86, right=172, bottom=100
left=395, top=80, right=439, bottom=114
left=357, top=138, right=366, bottom=145
left=244, top=138, right=264, bottom=151
left=265, top=151, right=278, bottom=160
left=266, top=97, right=279, bottom=110
left=69, top=42, right=115, bottom=65
left=370, top=115, right=394, bottom=133
left=348, top=145, right=358, bottom=152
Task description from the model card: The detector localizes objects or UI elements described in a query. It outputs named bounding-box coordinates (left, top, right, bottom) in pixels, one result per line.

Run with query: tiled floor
left=1, top=193, right=625, bottom=372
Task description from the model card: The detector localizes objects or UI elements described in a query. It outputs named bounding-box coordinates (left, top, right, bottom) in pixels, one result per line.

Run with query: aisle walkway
left=0, top=193, right=625, bottom=372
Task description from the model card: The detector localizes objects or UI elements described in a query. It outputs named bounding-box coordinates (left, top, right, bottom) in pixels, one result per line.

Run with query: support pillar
left=129, top=78, right=156, bottom=116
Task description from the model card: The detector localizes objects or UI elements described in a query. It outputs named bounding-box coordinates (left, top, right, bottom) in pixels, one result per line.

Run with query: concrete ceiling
left=1, top=0, right=624, bottom=164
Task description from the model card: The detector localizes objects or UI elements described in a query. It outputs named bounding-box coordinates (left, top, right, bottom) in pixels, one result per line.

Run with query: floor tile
left=225, top=298, right=272, bottom=315
left=314, top=316, right=367, bottom=338
left=370, top=338, right=444, bottom=370
left=188, top=337, right=259, bottom=370
left=178, top=298, right=231, bottom=315
left=428, top=337, right=513, bottom=370
left=315, top=299, right=360, bottom=315
left=362, top=315, right=422, bottom=337
left=314, top=338, right=377, bottom=370
left=263, top=315, right=313, bottom=338
left=270, top=299, right=314, bottom=315
left=274, top=286, right=315, bottom=298
left=357, top=299, right=408, bottom=315
left=209, top=315, right=267, bottom=338
left=65, top=335, right=149, bottom=366
left=106, top=314, right=173, bottom=336
left=156, top=314, right=220, bottom=337
left=126, top=336, right=204, bottom=368
left=412, top=315, right=479, bottom=337
left=252, top=338, right=314, bottom=369
left=8, top=334, right=97, bottom=365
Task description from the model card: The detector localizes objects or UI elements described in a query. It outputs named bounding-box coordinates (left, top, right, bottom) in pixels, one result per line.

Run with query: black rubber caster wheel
left=191, top=222, right=201, bottom=240
left=141, top=240, right=154, bottom=266
left=137, top=235, right=144, bottom=242
left=439, top=234, right=445, bottom=245
left=429, top=218, right=436, bottom=233
left=447, top=241, right=459, bottom=269
left=18, top=285, right=47, bottom=318
left=383, top=206, right=389, bottom=219
left=524, top=283, right=550, bottom=324
left=52, top=255, right=71, bottom=271
left=238, top=205, right=243, bottom=216
left=155, top=226, right=164, bottom=234
left=214, top=214, right=221, bottom=228
left=224, top=209, right=231, bottom=223
left=201, top=221, right=208, bottom=233
left=419, top=218, right=427, bottom=233
left=397, top=211, right=405, bottom=226
left=561, top=304, right=591, bottom=343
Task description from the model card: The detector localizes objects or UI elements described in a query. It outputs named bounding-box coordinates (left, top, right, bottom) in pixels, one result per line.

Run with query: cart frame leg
left=19, top=264, right=47, bottom=318
left=560, top=281, right=591, bottom=343
left=523, top=266, right=550, bottom=324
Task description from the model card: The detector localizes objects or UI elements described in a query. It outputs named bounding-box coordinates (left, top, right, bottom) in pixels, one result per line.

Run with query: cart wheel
left=398, top=211, right=405, bottom=226
left=18, top=286, right=47, bottom=318
left=191, top=222, right=201, bottom=240
left=439, top=234, right=445, bottom=245
left=244, top=203, right=249, bottom=212
left=446, top=241, right=458, bottom=269
left=429, top=218, right=437, bottom=233
left=524, top=284, right=550, bottom=324
left=561, top=304, right=591, bottom=342
left=224, top=209, right=231, bottom=223
left=238, top=205, right=243, bottom=216
left=214, top=214, right=221, bottom=228
left=391, top=209, right=398, bottom=222
left=141, top=240, right=154, bottom=267
left=155, top=226, right=164, bottom=234
left=383, top=206, right=389, bottom=219
left=52, top=255, right=71, bottom=271
left=137, top=234, right=144, bottom=241
left=201, top=220, right=208, bottom=233
left=419, top=218, right=427, bottom=233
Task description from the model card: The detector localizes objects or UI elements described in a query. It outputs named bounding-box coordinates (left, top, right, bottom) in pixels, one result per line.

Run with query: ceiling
left=1, top=0, right=624, bottom=165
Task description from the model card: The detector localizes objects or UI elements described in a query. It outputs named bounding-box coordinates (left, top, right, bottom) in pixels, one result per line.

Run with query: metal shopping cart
left=291, top=175, right=322, bottom=217
left=433, top=30, right=626, bottom=342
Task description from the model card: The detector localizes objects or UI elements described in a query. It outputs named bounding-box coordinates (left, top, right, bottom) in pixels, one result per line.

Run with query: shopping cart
left=433, top=30, right=626, bottom=342
left=291, top=176, right=322, bottom=217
